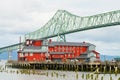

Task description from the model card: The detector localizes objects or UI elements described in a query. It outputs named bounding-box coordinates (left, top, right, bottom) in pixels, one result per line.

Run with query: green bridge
left=0, top=10, right=120, bottom=53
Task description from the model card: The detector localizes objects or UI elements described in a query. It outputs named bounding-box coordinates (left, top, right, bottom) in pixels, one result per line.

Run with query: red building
left=18, top=39, right=100, bottom=62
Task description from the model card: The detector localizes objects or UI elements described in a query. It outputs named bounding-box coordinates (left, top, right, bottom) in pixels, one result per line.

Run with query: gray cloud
left=0, top=0, right=120, bottom=56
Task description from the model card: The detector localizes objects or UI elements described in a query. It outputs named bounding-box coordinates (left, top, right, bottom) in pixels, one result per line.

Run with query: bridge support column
left=8, top=49, right=12, bottom=61
left=57, top=34, right=66, bottom=42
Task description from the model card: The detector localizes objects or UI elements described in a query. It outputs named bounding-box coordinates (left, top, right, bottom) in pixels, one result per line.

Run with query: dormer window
left=30, top=41, right=32, bottom=45
left=26, top=40, right=29, bottom=45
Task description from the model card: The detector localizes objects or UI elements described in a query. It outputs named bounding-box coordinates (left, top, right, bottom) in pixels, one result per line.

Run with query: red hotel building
left=18, top=39, right=100, bottom=62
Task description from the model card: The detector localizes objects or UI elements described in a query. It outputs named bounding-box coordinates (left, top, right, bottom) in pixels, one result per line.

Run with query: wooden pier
left=6, top=61, right=120, bottom=73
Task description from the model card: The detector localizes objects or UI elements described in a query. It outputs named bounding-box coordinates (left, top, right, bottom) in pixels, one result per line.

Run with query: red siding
left=33, top=40, right=42, bottom=46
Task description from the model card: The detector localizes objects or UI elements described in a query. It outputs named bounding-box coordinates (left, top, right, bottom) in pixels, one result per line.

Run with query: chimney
left=83, top=41, right=85, bottom=43
left=49, top=39, right=52, bottom=43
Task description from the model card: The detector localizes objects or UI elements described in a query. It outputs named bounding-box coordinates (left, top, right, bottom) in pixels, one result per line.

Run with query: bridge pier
left=8, top=49, right=12, bottom=61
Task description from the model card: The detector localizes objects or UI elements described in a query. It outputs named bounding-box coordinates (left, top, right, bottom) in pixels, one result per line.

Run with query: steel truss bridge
left=0, top=10, right=120, bottom=53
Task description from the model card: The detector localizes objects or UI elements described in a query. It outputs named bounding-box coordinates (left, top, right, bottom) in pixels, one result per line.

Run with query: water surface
left=0, top=60, right=120, bottom=80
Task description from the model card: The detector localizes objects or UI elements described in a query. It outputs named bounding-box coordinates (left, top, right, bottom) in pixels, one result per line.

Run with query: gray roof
left=76, top=50, right=97, bottom=59
left=76, top=54, right=88, bottom=59
left=23, top=46, right=41, bottom=49
left=48, top=41, right=94, bottom=47
left=26, top=39, right=44, bottom=41
left=81, top=51, right=92, bottom=55
left=75, top=51, right=91, bottom=59
left=50, top=52, right=64, bottom=54
left=21, top=46, right=47, bottom=53
left=50, top=52, right=72, bottom=54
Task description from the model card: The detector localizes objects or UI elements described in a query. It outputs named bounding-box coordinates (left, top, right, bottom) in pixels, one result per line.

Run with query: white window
left=45, top=53, right=50, bottom=57
left=62, top=46, right=64, bottom=51
left=66, top=46, right=68, bottom=52
left=19, top=53, right=24, bottom=57
left=58, top=46, right=60, bottom=52
left=30, top=53, right=33, bottom=56
left=90, top=57, right=96, bottom=62
left=72, top=54, right=74, bottom=57
left=33, top=58, right=36, bottom=61
left=69, top=47, right=71, bottom=52
left=43, top=40, right=48, bottom=45
left=65, top=54, right=66, bottom=57
left=19, top=53, right=21, bottom=57
left=88, top=45, right=95, bottom=51
left=30, top=41, right=32, bottom=44
left=25, top=58, right=27, bottom=61
left=25, top=53, right=28, bottom=56
left=68, top=54, right=70, bottom=57
left=26, top=41, right=29, bottom=45
left=41, top=53, right=43, bottom=56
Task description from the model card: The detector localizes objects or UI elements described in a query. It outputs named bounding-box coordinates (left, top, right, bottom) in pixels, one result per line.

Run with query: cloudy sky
left=0, top=0, right=120, bottom=56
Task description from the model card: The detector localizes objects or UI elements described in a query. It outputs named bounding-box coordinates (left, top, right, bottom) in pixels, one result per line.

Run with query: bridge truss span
left=0, top=10, right=120, bottom=52
left=25, top=10, right=120, bottom=39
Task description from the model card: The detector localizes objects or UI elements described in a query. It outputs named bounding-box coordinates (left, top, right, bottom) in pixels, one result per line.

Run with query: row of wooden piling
left=7, top=62, right=120, bottom=73
left=2, top=64, right=120, bottom=80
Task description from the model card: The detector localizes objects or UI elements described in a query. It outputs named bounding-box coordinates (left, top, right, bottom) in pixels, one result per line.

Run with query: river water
left=0, top=60, right=120, bottom=80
